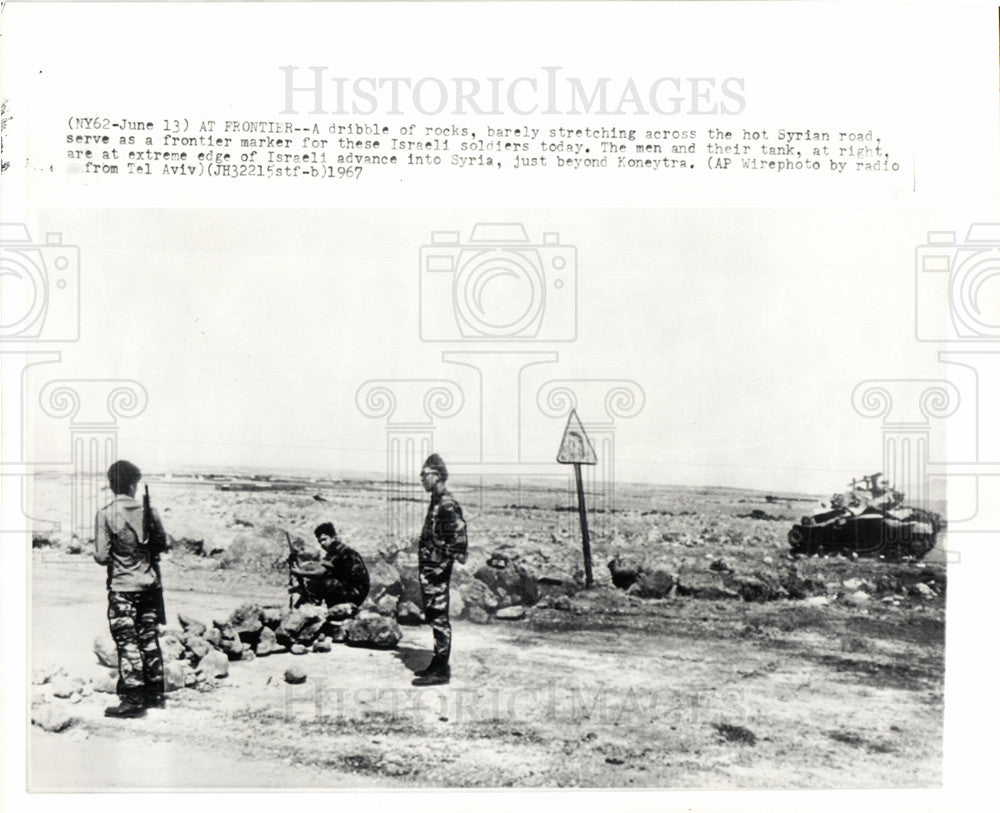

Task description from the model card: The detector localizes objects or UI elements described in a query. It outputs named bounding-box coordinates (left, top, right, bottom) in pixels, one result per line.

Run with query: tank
left=788, top=473, right=944, bottom=559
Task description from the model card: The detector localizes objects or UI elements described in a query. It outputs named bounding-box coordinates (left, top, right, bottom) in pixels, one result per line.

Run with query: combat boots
left=412, top=656, right=450, bottom=686
left=144, top=682, right=166, bottom=709
left=104, top=689, right=147, bottom=718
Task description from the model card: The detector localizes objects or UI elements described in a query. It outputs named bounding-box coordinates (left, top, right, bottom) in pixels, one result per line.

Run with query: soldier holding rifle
left=94, top=460, right=169, bottom=718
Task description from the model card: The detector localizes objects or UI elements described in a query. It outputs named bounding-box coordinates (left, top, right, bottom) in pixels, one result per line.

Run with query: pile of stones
left=83, top=601, right=404, bottom=697
left=377, top=548, right=576, bottom=625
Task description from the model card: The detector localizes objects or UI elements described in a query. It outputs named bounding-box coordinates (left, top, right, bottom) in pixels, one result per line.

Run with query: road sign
left=556, top=409, right=597, bottom=587
left=556, top=409, right=597, bottom=465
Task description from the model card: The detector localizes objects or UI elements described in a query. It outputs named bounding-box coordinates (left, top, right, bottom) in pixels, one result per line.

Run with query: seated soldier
left=290, top=523, right=369, bottom=609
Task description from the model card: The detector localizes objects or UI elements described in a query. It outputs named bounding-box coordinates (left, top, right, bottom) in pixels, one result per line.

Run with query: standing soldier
left=94, top=460, right=168, bottom=718
left=413, top=454, right=467, bottom=686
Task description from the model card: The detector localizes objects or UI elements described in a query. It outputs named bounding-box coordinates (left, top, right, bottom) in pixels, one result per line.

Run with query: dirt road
left=30, top=552, right=943, bottom=789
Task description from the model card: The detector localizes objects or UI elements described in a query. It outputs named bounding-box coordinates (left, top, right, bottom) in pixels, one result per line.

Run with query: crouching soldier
left=413, top=454, right=468, bottom=686
left=290, top=523, right=369, bottom=609
left=94, top=460, right=169, bottom=718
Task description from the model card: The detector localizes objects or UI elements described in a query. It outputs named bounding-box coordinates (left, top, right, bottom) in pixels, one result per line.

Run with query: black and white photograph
left=2, top=1, right=998, bottom=810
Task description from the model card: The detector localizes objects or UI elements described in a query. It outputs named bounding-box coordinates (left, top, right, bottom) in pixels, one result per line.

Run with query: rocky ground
left=28, top=474, right=946, bottom=789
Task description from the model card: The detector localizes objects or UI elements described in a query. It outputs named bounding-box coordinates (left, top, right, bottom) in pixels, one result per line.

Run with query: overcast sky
left=23, top=205, right=954, bottom=496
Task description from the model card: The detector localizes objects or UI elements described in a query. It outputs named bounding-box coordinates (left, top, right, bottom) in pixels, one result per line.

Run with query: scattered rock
left=177, top=613, right=207, bottom=637
left=803, top=596, right=830, bottom=607
left=742, top=509, right=782, bottom=521
left=290, top=644, right=308, bottom=655
left=630, top=567, right=676, bottom=599
left=297, top=619, right=325, bottom=647
left=92, top=671, right=118, bottom=694
left=298, top=602, right=329, bottom=622
left=160, top=634, right=186, bottom=662
left=204, top=627, right=223, bottom=647
left=464, top=606, right=490, bottom=624
left=726, top=574, right=787, bottom=603
left=32, top=704, right=73, bottom=733
left=93, top=635, right=118, bottom=669
left=396, top=601, right=424, bottom=626
left=326, top=603, right=357, bottom=621
left=911, top=583, right=936, bottom=599
left=376, top=594, right=399, bottom=617
left=396, top=565, right=424, bottom=606
left=607, top=556, right=643, bottom=590
left=164, top=660, right=186, bottom=692
left=277, top=610, right=311, bottom=641
left=228, top=603, right=264, bottom=635
left=708, top=559, right=732, bottom=573
left=31, top=531, right=63, bottom=549
left=345, top=611, right=402, bottom=649
left=324, top=621, right=348, bottom=643
left=462, top=579, right=500, bottom=612
left=843, top=590, right=871, bottom=606
left=284, top=666, right=307, bottom=684
left=173, top=537, right=207, bottom=556
left=474, top=559, right=541, bottom=606
left=368, top=560, right=403, bottom=601
left=778, top=568, right=828, bottom=599
left=240, top=649, right=256, bottom=662
left=260, top=607, right=285, bottom=629
left=496, top=605, right=526, bottom=620
left=186, top=636, right=212, bottom=661
left=312, top=639, right=333, bottom=653
left=714, top=722, right=756, bottom=745
left=688, top=585, right=741, bottom=601
left=212, top=618, right=236, bottom=639
left=196, top=649, right=230, bottom=679
left=49, top=677, right=84, bottom=699
left=220, top=637, right=249, bottom=660
left=255, top=627, right=279, bottom=656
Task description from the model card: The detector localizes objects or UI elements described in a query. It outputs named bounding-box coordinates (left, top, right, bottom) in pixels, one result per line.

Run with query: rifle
left=143, top=485, right=168, bottom=625
left=285, top=531, right=296, bottom=609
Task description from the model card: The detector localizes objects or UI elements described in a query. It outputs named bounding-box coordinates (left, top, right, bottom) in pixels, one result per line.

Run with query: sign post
left=556, top=409, right=598, bottom=587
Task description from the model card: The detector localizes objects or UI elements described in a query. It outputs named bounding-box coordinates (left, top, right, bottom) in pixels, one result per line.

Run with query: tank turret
left=788, top=473, right=943, bottom=559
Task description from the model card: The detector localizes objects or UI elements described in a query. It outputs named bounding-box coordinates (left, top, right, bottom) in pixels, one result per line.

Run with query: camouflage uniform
left=296, top=542, right=370, bottom=608
left=418, top=489, right=467, bottom=667
left=94, top=495, right=166, bottom=703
